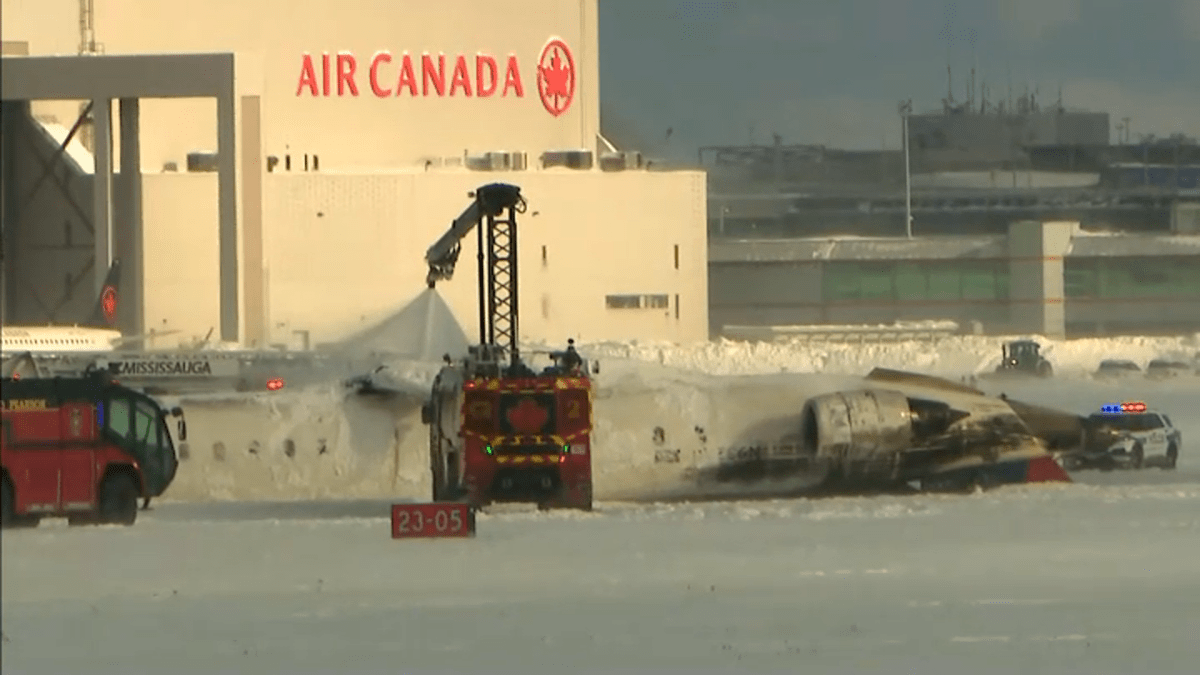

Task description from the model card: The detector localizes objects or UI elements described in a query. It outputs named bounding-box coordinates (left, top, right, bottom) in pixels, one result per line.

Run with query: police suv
left=1065, top=403, right=1182, bottom=471
left=1070, top=401, right=1180, bottom=470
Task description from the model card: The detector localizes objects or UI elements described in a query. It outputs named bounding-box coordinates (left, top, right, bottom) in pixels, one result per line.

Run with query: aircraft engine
left=800, top=389, right=968, bottom=477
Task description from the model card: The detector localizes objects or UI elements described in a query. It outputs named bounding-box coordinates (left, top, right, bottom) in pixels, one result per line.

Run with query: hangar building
left=1, top=0, right=708, bottom=350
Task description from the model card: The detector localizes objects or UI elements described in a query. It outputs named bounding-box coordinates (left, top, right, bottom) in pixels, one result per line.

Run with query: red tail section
left=1025, top=455, right=1072, bottom=483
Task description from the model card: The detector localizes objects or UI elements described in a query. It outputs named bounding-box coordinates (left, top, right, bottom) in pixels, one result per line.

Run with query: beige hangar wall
left=261, top=169, right=708, bottom=346
left=137, top=168, right=708, bottom=347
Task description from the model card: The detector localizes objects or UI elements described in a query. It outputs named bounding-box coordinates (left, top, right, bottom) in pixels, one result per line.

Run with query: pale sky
left=597, top=0, right=1200, bottom=161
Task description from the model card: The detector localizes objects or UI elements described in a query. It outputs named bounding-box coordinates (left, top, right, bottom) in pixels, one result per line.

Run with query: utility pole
left=77, top=0, right=104, bottom=151
left=78, top=0, right=101, bottom=55
left=898, top=99, right=914, bottom=238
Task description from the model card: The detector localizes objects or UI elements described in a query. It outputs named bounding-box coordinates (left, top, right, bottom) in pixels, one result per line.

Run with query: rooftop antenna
left=945, top=29, right=955, bottom=107
left=1007, top=63, right=1013, bottom=113
left=969, top=34, right=977, bottom=111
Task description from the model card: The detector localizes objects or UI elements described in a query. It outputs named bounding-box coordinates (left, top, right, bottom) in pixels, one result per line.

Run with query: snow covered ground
left=3, top=479, right=1199, bottom=673
left=3, top=335, right=1199, bottom=672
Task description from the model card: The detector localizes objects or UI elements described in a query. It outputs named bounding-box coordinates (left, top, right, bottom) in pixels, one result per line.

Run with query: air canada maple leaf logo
left=101, top=286, right=118, bottom=324
left=536, top=38, right=576, bottom=117
left=506, top=397, right=550, bottom=434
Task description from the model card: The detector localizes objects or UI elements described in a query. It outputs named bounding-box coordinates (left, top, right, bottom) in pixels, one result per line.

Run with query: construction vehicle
left=1, top=368, right=185, bottom=528
left=994, top=340, right=1053, bottom=377
left=419, top=183, right=594, bottom=510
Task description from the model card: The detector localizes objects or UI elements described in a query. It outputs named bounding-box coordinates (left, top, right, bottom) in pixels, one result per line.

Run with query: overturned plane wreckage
left=797, top=368, right=1078, bottom=493
left=345, top=365, right=1081, bottom=503
left=593, top=367, right=1080, bottom=502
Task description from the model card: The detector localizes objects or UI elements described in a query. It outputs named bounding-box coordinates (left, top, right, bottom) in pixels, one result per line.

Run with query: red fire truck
left=424, top=344, right=595, bottom=510
left=414, top=184, right=595, bottom=510
left=1, top=368, right=185, bottom=528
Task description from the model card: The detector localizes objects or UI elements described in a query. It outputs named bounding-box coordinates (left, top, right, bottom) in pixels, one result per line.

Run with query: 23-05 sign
left=390, top=502, right=476, bottom=539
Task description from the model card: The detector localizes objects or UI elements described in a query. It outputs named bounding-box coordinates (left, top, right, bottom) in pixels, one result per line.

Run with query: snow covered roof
left=709, top=236, right=1006, bottom=263
left=712, top=234, right=1200, bottom=263
left=1067, top=234, right=1200, bottom=257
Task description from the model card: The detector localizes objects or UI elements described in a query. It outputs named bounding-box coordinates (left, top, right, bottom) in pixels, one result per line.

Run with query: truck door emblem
left=506, top=398, right=549, bottom=434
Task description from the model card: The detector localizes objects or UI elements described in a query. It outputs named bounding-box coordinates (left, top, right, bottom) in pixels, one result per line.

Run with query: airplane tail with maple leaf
left=85, top=258, right=123, bottom=328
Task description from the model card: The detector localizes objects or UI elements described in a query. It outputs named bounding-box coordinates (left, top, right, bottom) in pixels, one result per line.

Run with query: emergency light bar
left=1100, top=401, right=1147, bottom=414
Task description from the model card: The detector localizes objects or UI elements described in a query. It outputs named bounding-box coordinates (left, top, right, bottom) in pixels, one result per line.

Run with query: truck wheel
left=1037, top=362, right=1053, bottom=377
left=1165, top=444, right=1179, bottom=470
left=1, top=477, right=40, bottom=529
left=1, top=478, right=14, bottom=527
left=98, top=473, right=140, bottom=526
left=1131, top=444, right=1144, bottom=470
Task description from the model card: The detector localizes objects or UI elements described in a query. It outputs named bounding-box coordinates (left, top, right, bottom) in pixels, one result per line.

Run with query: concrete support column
left=240, top=95, right=266, bottom=347
left=1008, top=220, right=1074, bottom=338
left=118, top=97, right=143, bottom=335
left=216, top=89, right=240, bottom=343
left=0, top=41, right=30, bottom=322
left=92, top=97, right=114, bottom=295
left=0, top=102, right=13, bottom=325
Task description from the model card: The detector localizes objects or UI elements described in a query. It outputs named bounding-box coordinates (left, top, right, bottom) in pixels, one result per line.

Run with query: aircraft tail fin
left=84, top=258, right=122, bottom=328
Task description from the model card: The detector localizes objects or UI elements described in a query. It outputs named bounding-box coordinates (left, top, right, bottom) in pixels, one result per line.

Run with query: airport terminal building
left=1, top=0, right=708, bottom=350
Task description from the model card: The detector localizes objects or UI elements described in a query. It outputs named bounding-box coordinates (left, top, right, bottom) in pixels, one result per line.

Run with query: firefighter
left=561, top=339, right=583, bottom=374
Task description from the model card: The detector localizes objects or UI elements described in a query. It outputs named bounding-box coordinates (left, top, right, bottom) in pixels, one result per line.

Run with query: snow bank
left=575, top=333, right=1200, bottom=378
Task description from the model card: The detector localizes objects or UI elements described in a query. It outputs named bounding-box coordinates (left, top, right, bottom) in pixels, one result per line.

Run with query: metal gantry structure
left=424, top=183, right=527, bottom=371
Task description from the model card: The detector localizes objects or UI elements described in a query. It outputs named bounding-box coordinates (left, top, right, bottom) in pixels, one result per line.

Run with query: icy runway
left=4, top=480, right=1200, bottom=674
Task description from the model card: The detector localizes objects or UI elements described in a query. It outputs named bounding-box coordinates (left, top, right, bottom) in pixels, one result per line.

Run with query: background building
left=702, top=92, right=1200, bottom=338
left=710, top=222, right=1200, bottom=339
left=1, top=0, right=708, bottom=350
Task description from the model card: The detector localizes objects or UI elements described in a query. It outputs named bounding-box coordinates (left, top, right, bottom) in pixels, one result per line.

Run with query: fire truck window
left=157, top=416, right=173, bottom=451
left=134, top=400, right=158, bottom=446
left=107, top=398, right=133, bottom=441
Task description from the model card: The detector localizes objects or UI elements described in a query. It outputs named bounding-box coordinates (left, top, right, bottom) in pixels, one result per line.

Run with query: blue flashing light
left=1100, top=402, right=1147, bottom=414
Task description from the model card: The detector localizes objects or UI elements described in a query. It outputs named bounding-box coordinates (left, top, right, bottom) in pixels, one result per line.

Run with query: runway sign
left=390, top=502, right=476, bottom=539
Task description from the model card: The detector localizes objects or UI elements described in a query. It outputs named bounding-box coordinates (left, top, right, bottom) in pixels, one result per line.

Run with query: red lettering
left=321, top=53, right=331, bottom=96
left=301, top=50, right=532, bottom=99
left=336, top=54, right=359, bottom=96
left=502, top=56, right=524, bottom=97
left=475, top=55, right=497, bottom=97
left=296, top=54, right=318, bottom=96
left=395, top=54, right=417, bottom=96
left=369, top=52, right=392, bottom=97
left=421, top=54, right=445, bottom=96
left=449, top=55, right=472, bottom=96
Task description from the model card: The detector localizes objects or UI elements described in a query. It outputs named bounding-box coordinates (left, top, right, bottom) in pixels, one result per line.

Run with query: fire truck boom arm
left=424, top=183, right=525, bottom=288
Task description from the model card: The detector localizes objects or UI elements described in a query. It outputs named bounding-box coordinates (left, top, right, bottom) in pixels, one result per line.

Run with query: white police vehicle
left=1064, top=402, right=1181, bottom=471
